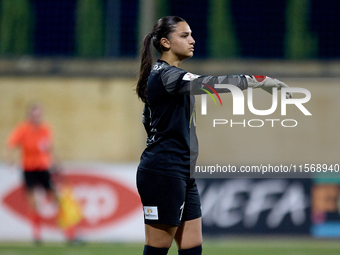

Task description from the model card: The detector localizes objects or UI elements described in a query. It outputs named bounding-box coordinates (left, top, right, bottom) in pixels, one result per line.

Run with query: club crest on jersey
left=183, top=72, right=200, bottom=81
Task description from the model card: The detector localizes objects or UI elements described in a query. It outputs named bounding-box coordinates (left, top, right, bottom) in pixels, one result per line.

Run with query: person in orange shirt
left=5, top=103, right=58, bottom=243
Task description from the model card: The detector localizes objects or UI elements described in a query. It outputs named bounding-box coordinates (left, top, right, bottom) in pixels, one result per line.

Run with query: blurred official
left=5, top=103, right=58, bottom=243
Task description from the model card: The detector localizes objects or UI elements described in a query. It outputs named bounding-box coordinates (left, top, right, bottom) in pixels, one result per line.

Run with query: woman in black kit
left=136, top=16, right=290, bottom=255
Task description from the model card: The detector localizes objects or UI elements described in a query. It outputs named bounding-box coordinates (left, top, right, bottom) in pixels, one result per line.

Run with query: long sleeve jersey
left=137, top=60, right=248, bottom=180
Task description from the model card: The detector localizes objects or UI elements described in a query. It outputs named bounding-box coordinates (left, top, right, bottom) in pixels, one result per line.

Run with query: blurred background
left=0, top=0, right=340, bottom=252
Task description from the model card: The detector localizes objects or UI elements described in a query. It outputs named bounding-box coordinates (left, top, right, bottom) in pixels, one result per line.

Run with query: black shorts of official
left=136, top=170, right=202, bottom=226
left=23, top=170, right=54, bottom=191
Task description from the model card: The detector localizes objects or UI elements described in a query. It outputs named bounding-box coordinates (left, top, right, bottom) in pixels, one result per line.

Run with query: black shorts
left=23, top=170, right=54, bottom=191
left=136, top=170, right=201, bottom=226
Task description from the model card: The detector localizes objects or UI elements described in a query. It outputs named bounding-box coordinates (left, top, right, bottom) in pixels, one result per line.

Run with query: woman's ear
left=160, top=38, right=170, bottom=50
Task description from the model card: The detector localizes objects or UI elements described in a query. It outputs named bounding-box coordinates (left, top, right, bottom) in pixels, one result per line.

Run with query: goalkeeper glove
left=245, top=75, right=292, bottom=98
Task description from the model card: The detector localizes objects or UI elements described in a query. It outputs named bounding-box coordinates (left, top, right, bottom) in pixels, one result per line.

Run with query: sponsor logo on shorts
left=144, top=206, right=158, bottom=220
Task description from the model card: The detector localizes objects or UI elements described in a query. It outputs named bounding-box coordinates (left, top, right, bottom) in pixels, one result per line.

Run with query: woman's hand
left=245, top=75, right=292, bottom=98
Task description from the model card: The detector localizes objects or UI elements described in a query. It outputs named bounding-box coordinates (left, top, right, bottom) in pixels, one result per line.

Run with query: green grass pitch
left=0, top=237, right=339, bottom=255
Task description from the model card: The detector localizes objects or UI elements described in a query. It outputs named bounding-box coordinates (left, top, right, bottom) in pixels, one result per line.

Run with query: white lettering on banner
left=200, top=179, right=308, bottom=229
left=73, top=185, right=117, bottom=225
left=201, top=179, right=251, bottom=227
left=244, top=180, right=287, bottom=228
left=266, top=182, right=308, bottom=228
left=0, top=164, right=145, bottom=242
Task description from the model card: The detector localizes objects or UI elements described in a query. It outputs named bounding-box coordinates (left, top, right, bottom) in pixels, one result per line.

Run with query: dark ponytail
left=136, top=16, right=186, bottom=103
left=136, top=33, right=153, bottom=103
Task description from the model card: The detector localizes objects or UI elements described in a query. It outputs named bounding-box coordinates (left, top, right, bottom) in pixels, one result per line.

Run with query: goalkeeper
left=136, top=16, right=291, bottom=255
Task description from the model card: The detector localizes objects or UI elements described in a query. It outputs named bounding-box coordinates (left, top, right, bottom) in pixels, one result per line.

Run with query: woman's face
left=165, top=22, right=195, bottom=60
left=28, top=105, right=43, bottom=125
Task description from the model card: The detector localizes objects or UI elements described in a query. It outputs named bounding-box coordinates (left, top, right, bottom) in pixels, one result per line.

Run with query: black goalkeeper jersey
left=138, top=60, right=248, bottom=180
